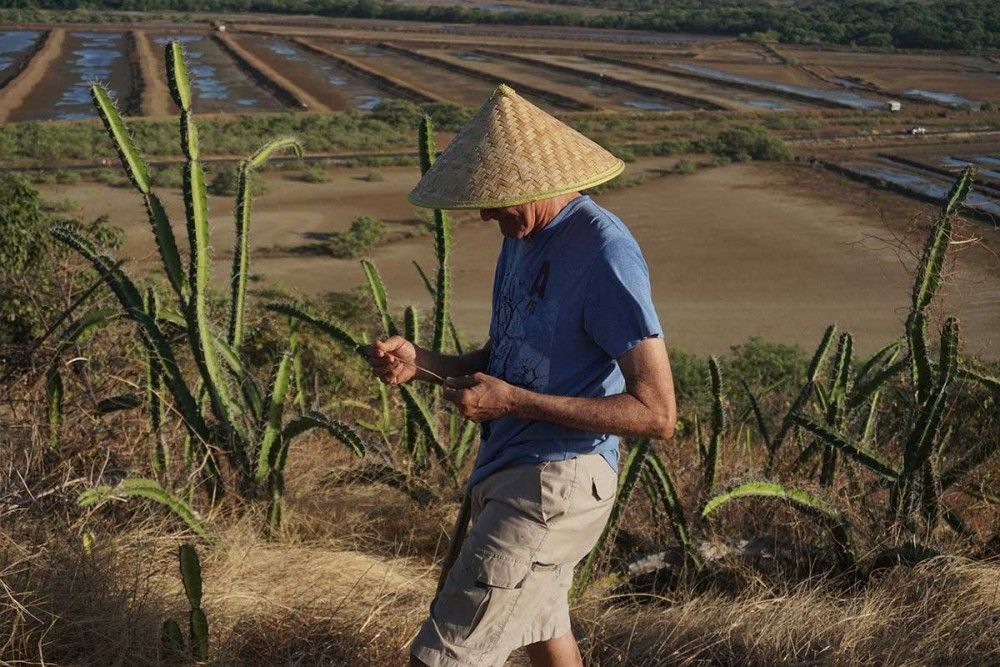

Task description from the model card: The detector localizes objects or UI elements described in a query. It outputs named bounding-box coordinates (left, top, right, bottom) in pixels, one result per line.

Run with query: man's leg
left=525, top=632, right=583, bottom=667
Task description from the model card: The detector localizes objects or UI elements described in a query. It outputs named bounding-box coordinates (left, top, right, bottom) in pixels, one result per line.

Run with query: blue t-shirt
left=469, top=195, right=663, bottom=487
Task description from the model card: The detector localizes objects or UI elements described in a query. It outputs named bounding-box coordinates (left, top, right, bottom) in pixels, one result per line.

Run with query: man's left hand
left=442, top=373, right=520, bottom=422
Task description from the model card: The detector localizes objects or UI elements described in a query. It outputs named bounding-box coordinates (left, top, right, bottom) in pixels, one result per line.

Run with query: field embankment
left=0, top=27, right=63, bottom=122
left=132, top=29, right=172, bottom=117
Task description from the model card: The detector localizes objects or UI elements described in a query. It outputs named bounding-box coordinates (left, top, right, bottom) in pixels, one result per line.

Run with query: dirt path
left=132, top=29, right=172, bottom=117
left=0, top=27, right=64, bottom=122
left=37, top=159, right=999, bottom=359
left=213, top=31, right=329, bottom=111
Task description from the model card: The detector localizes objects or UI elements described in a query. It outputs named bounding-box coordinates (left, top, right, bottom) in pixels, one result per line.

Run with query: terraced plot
left=460, top=50, right=695, bottom=111
left=0, top=30, right=41, bottom=85
left=311, top=40, right=498, bottom=107
left=11, top=30, right=135, bottom=122
left=522, top=54, right=813, bottom=112
left=231, top=36, right=395, bottom=111
left=149, top=33, right=284, bottom=113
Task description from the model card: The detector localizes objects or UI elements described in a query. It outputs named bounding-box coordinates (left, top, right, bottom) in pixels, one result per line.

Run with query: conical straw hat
left=408, top=84, right=624, bottom=209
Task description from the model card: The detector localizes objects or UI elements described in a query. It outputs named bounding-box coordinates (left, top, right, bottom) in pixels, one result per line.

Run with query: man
left=364, top=84, right=676, bottom=667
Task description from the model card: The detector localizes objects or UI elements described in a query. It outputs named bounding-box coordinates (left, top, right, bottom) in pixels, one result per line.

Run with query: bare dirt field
left=37, top=159, right=1000, bottom=360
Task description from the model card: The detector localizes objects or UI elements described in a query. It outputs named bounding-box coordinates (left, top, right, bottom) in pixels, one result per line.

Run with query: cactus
left=768, top=324, right=836, bottom=467
left=361, top=259, right=398, bottom=337
left=256, top=323, right=300, bottom=483
left=702, top=481, right=855, bottom=569
left=702, top=356, right=724, bottom=491
left=162, top=543, right=209, bottom=661
left=145, top=286, right=168, bottom=475
left=412, top=260, right=463, bottom=353
left=905, top=166, right=972, bottom=405
left=643, top=448, right=701, bottom=568
left=58, top=40, right=304, bottom=514
left=78, top=478, right=212, bottom=541
left=819, top=332, right=853, bottom=486
left=418, top=116, right=453, bottom=355
left=45, top=367, right=63, bottom=450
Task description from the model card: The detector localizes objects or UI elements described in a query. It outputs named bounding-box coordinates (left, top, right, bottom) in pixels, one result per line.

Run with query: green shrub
left=299, top=166, right=331, bottom=183
left=328, top=215, right=387, bottom=258
left=208, top=165, right=266, bottom=196
left=153, top=164, right=184, bottom=188
left=676, top=158, right=697, bottom=174
left=704, top=125, right=792, bottom=162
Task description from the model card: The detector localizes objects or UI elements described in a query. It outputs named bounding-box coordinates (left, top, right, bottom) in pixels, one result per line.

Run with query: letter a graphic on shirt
left=529, top=260, right=550, bottom=299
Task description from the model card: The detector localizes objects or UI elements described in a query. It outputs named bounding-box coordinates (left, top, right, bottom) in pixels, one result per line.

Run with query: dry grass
left=580, top=558, right=1000, bottom=666
left=1, top=325, right=997, bottom=665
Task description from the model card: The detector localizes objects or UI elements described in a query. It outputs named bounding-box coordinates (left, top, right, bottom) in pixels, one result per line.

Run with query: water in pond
left=624, top=100, right=670, bottom=111
left=56, top=32, right=130, bottom=120
left=671, top=63, right=886, bottom=110
left=154, top=35, right=226, bottom=101
left=970, top=155, right=1000, bottom=167
left=459, top=52, right=489, bottom=62
left=153, top=35, right=282, bottom=111
left=939, top=157, right=1000, bottom=180
left=347, top=44, right=384, bottom=57
left=850, top=163, right=1000, bottom=216
left=903, top=88, right=982, bottom=110
left=748, top=98, right=791, bottom=111
left=262, top=39, right=389, bottom=110
left=0, top=30, right=40, bottom=77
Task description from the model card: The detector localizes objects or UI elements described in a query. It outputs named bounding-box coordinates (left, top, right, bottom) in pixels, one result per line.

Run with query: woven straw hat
left=408, top=84, right=624, bottom=209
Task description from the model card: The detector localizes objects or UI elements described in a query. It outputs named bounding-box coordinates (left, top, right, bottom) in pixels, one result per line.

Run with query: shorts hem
left=411, top=644, right=469, bottom=667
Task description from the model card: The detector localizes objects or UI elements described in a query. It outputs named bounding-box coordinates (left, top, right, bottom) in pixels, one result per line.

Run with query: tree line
left=2, top=0, right=997, bottom=50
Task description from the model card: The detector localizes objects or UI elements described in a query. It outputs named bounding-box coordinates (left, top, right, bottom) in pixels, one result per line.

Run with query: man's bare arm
left=444, top=336, right=676, bottom=440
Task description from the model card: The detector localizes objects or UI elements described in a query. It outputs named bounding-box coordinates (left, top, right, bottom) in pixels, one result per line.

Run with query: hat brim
left=407, top=159, right=625, bottom=210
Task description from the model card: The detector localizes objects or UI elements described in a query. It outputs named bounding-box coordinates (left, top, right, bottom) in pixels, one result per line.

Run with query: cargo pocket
left=444, top=551, right=532, bottom=651
left=591, top=464, right=617, bottom=503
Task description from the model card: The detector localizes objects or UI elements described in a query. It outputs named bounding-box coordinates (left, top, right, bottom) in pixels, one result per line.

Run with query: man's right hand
left=362, top=336, right=417, bottom=385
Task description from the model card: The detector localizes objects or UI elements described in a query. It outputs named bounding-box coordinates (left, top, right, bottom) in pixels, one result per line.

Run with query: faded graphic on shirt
left=488, top=256, right=555, bottom=393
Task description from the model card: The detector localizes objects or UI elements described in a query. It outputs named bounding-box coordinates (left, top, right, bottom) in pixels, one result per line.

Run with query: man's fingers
left=444, top=375, right=479, bottom=390
left=376, top=336, right=410, bottom=354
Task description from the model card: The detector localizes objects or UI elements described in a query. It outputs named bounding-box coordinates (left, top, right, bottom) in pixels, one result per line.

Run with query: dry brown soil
left=38, top=158, right=999, bottom=359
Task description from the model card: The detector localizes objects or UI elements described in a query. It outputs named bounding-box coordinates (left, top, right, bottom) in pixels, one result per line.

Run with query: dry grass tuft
left=580, top=557, right=1000, bottom=666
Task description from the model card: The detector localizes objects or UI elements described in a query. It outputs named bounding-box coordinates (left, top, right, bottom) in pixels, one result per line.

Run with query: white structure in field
left=886, top=100, right=902, bottom=111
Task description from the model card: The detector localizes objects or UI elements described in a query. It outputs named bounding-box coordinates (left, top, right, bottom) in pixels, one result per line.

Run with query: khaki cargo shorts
left=411, top=453, right=617, bottom=667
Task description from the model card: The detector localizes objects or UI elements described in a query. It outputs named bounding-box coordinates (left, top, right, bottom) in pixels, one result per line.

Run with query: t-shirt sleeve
left=582, top=236, right=663, bottom=360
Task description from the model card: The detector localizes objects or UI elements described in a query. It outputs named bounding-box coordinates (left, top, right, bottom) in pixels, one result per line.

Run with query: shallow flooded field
left=427, top=49, right=686, bottom=111
left=848, top=160, right=1000, bottom=218
left=0, top=30, right=40, bottom=84
left=234, top=37, right=394, bottom=111
left=313, top=40, right=499, bottom=108
left=150, top=34, right=284, bottom=113
left=11, top=31, right=134, bottom=122
left=539, top=54, right=813, bottom=112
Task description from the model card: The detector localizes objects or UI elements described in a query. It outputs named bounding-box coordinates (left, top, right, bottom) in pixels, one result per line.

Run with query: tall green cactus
left=62, top=40, right=319, bottom=525
left=820, top=332, right=853, bottom=486
left=905, top=166, right=972, bottom=405
left=418, top=116, right=454, bottom=355
left=702, top=356, right=724, bottom=491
